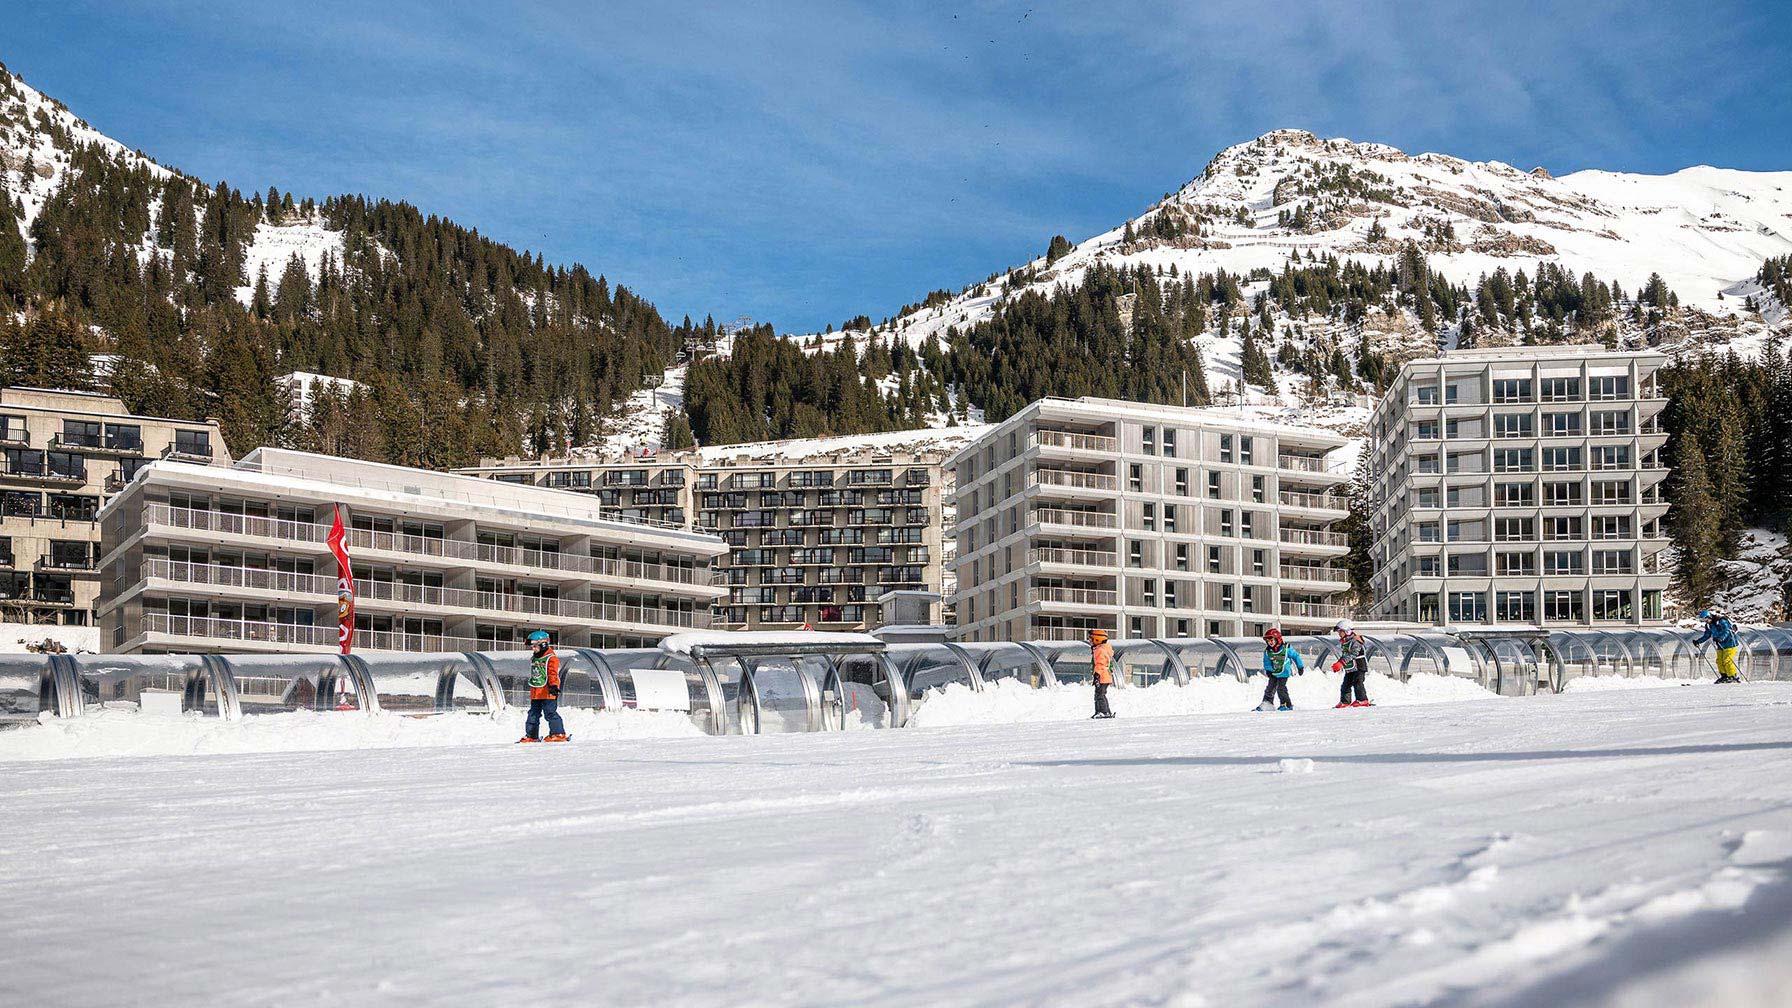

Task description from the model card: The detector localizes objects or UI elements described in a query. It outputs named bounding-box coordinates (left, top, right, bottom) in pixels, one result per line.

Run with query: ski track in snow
left=2, top=685, right=1790, bottom=1007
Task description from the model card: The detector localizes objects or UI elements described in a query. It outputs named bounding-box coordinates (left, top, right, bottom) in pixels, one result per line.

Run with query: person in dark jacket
left=1259, top=628, right=1304, bottom=711
left=1692, top=609, right=1742, bottom=684
left=1090, top=628, right=1116, bottom=719
left=1330, top=619, right=1372, bottom=708
left=518, top=631, right=569, bottom=742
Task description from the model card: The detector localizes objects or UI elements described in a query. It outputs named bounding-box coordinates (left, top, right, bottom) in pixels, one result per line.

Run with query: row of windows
left=1413, top=375, right=1635, bottom=405
left=1413, top=588, right=1659, bottom=623
left=1414, top=409, right=1637, bottom=440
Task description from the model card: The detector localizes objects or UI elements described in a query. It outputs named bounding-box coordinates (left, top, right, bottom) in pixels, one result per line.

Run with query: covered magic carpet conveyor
left=3, top=625, right=1789, bottom=735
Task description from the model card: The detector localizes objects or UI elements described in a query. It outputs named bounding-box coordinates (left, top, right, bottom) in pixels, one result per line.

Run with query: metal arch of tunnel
left=1202, top=638, right=1252, bottom=684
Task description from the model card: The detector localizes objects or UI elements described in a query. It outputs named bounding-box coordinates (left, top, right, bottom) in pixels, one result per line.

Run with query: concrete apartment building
left=458, top=430, right=977, bottom=632
left=96, top=448, right=728, bottom=654
left=948, top=397, right=1353, bottom=643
left=0, top=387, right=226, bottom=626
left=1365, top=344, right=1671, bottom=627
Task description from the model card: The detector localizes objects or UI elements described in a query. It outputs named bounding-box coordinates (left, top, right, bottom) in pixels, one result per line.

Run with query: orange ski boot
left=516, top=735, right=541, bottom=743
left=544, top=733, right=571, bottom=743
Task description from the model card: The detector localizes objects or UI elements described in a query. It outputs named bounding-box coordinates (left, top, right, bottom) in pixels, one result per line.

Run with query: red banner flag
left=327, top=504, right=355, bottom=655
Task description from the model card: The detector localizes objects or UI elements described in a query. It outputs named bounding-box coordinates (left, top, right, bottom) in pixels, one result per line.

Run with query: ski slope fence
left=3, top=625, right=1787, bottom=736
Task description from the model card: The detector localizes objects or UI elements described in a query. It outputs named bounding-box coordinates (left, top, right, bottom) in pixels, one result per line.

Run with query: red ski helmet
left=1264, top=628, right=1284, bottom=645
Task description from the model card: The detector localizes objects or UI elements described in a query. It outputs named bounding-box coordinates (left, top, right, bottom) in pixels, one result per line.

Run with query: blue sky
left=8, top=1, right=1789, bottom=332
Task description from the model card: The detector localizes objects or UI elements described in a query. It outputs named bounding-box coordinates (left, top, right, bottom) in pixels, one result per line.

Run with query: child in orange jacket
left=518, top=631, right=569, bottom=742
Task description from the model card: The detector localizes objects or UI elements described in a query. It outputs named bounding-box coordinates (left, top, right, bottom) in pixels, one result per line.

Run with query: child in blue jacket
left=1259, top=628, right=1305, bottom=710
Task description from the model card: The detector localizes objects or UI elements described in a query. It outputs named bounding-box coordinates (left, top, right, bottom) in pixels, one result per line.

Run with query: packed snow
left=0, top=621, right=99, bottom=654
left=232, top=217, right=346, bottom=307
left=2, top=684, right=1788, bottom=1006
left=903, top=671, right=1493, bottom=728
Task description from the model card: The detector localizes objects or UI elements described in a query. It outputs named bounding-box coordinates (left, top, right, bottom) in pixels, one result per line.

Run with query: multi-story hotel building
left=0, top=387, right=226, bottom=626
left=457, top=430, right=978, bottom=632
left=948, top=397, right=1353, bottom=642
left=97, top=448, right=728, bottom=654
left=1365, top=344, right=1671, bottom=627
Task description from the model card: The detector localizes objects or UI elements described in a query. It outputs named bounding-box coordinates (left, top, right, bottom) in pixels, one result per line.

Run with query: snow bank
left=906, top=671, right=1494, bottom=728
left=0, top=622, right=100, bottom=654
left=0, top=705, right=702, bottom=763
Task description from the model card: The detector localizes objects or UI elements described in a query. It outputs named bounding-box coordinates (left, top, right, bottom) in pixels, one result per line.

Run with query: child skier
left=1692, top=609, right=1742, bottom=684
left=517, top=630, right=570, bottom=743
left=1090, top=628, right=1116, bottom=719
left=1330, top=619, right=1372, bottom=708
left=1258, top=628, right=1304, bottom=710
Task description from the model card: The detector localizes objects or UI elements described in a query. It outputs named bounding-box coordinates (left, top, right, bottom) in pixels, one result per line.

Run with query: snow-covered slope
left=869, top=130, right=1792, bottom=350
left=4, top=685, right=1788, bottom=1005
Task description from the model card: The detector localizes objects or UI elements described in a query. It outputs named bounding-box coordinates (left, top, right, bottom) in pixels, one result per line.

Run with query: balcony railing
left=141, top=558, right=702, bottom=628
left=1279, top=528, right=1349, bottom=547
left=161, top=442, right=215, bottom=462
left=1028, top=586, right=1118, bottom=607
left=1277, top=490, right=1343, bottom=511
left=1278, top=563, right=1350, bottom=585
left=36, top=554, right=97, bottom=573
left=1276, top=454, right=1330, bottom=473
left=1280, top=600, right=1350, bottom=619
left=1030, top=547, right=1118, bottom=568
left=1029, top=469, right=1118, bottom=492
left=142, top=612, right=482, bottom=653
left=1032, top=430, right=1118, bottom=453
left=1027, top=625, right=1109, bottom=642
left=142, top=505, right=708, bottom=588
left=1033, top=508, right=1118, bottom=529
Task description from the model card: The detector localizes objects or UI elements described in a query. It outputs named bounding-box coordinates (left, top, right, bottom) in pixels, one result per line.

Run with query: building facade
left=457, top=431, right=975, bottom=632
left=0, top=387, right=227, bottom=626
left=97, top=448, right=728, bottom=654
left=948, top=397, right=1352, bottom=643
left=1365, top=345, right=1671, bottom=627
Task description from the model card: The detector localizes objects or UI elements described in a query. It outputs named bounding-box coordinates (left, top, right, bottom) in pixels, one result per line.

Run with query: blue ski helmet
left=527, top=630, right=551, bottom=645
left=1698, top=610, right=1713, bottom=621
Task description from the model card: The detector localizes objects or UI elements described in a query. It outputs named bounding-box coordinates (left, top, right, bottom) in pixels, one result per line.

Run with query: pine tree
left=661, top=410, right=695, bottom=450
left=1045, top=235, right=1072, bottom=265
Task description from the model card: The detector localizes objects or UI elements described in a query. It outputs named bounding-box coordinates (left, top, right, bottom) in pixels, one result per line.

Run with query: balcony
left=1280, top=600, right=1350, bottom=619
left=161, top=442, right=215, bottom=464
left=1033, top=508, right=1118, bottom=530
left=1028, top=586, right=1118, bottom=607
left=1029, top=469, right=1118, bottom=492
left=1278, top=563, right=1349, bottom=585
left=141, top=559, right=704, bottom=629
left=36, top=553, right=98, bottom=574
left=1277, top=490, right=1345, bottom=512
left=141, top=505, right=709, bottom=589
left=1276, top=454, right=1330, bottom=473
left=1027, top=624, right=1109, bottom=642
left=5, top=466, right=86, bottom=485
left=52, top=433, right=143, bottom=457
left=1278, top=528, right=1349, bottom=548
left=1030, top=546, right=1118, bottom=568
left=1032, top=429, right=1118, bottom=453
left=141, top=612, right=482, bottom=653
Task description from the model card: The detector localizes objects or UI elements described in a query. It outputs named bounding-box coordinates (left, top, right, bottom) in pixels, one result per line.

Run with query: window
left=1593, top=446, right=1632, bottom=471
left=1239, top=438, right=1254, bottom=465
left=1493, top=378, right=1533, bottom=403
left=1163, top=504, right=1178, bottom=534
left=1416, top=454, right=1441, bottom=474
left=1417, top=593, right=1440, bottom=622
left=1543, top=412, right=1582, bottom=437
left=1496, top=551, right=1536, bottom=576
left=1128, top=464, right=1143, bottom=492
left=1543, top=481, right=1582, bottom=506
left=0, top=414, right=25, bottom=444
left=1174, top=468, right=1189, bottom=495
left=1220, top=585, right=1235, bottom=611
left=1448, top=591, right=1487, bottom=622
left=1592, top=549, right=1633, bottom=574
left=1545, top=516, right=1583, bottom=541
left=1251, top=549, right=1266, bottom=576
left=1142, top=426, right=1156, bottom=455
left=1142, top=502, right=1156, bottom=532
left=1544, top=550, right=1584, bottom=574
left=1495, top=517, right=1535, bottom=542
left=1496, top=591, right=1536, bottom=622
left=1164, top=581, right=1178, bottom=608
left=1415, top=385, right=1439, bottom=405
left=1415, top=420, right=1440, bottom=440
left=1240, top=512, right=1255, bottom=539
left=1162, top=428, right=1177, bottom=457
left=1541, top=377, right=1581, bottom=402
left=1416, top=555, right=1440, bottom=576
left=4, top=447, right=43, bottom=475
left=1494, top=482, right=1534, bottom=507
left=1417, top=522, right=1441, bottom=543
left=1142, top=578, right=1157, bottom=606
left=1207, top=472, right=1222, bottom=499
left=61, top=420, right=102, bottom=448
left=46, top=451, right=84, bottom=480
left=1447, top=553, right=1488, bottom=576
left=1588, top=375, right=1630, bottom=401
left=1544, top=590, right=1583, bottom=622
left=1591, top=480, right=1631, bottom=505
left=1219, top=435, right=1234, bottom=464
left=1417, top=488, right=1439, bottom=508
left=1128, top=540, right=1143, bottom=567
left=1206, top=546, right=1221, bottom=573
left=1174, top=544, right=1190, bottom=571
left=1593, top=515, right=1633, bottom=540
left=1494, top=413, right=1533, bottom=438
left=1251, top=475, right=1265, bottom=503
left=1219, top=509, right=1234, bottom=536
left=1589, top=410, right=1631, bottom=436
left=1592, top=589, right=1633, bottom=621
left=173, top=429, right=212, bottom=457
left=1493, top=448, right=1534, bottom=473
